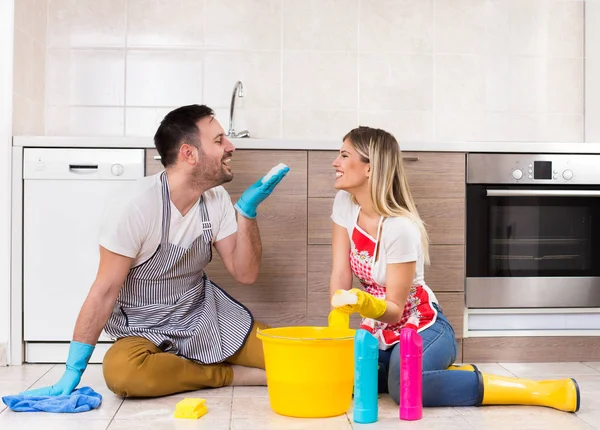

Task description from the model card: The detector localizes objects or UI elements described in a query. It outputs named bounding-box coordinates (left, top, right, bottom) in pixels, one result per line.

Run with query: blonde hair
left=343, top=126, right=430, bottom=265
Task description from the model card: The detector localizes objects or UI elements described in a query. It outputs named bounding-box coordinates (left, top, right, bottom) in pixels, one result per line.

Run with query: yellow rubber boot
left=447, top=364, right=478, bottom=372
left=480, top=373, right=580, bottom=413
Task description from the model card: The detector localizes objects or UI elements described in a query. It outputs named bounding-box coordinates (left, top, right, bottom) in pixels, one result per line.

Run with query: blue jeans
left=378, top=305, right=480, bottom=407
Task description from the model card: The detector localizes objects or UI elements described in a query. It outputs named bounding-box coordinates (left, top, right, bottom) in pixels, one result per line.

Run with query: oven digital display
left=534, top=161, right=552, bottom=179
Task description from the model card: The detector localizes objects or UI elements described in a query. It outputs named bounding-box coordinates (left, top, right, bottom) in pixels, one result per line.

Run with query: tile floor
left=1, top=363, right=599, bottom=429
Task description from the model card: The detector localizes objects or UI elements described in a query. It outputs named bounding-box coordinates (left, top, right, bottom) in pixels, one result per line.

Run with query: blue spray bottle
left=353, top=329, right=379, bottom=424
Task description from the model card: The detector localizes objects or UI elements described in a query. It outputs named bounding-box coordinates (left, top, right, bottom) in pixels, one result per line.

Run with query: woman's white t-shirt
left=98, top=173, right=237, bottom=267
left=330, top=190, right=428, bottom=289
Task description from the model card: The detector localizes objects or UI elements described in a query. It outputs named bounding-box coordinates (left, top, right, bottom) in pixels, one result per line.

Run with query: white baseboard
left=25, top=342, right=112, bottom=364
left=0, top=342, right=7, bottom=366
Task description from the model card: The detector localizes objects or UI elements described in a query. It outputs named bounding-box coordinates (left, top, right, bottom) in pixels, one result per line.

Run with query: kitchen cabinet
left=145, top=149, right=465, bottom=338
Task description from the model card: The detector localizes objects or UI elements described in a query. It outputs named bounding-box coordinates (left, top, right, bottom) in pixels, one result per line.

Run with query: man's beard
left=191, top=159, right=233, bottom=189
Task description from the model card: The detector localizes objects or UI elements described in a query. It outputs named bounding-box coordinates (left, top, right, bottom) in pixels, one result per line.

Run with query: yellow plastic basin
left=256, top=326, right=355, bottom=418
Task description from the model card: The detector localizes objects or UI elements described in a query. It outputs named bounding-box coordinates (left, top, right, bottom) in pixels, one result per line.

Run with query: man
left=22, top=104, right=289, bottom=398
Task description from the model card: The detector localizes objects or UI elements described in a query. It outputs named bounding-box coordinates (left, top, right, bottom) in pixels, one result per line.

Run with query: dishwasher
left=22, top=148, right=145, bottom=363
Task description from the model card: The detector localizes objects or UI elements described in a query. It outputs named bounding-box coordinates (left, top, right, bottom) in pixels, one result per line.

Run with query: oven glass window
left=489, top=201, right=593, bottom=277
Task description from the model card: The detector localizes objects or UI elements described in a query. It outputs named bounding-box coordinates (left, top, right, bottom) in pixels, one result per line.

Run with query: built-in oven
left=466, top=153, right=600, bottom=308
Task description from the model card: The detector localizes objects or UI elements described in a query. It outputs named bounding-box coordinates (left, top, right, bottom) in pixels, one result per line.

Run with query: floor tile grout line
left=496, top=363, right=519, bottom=378
left=229, top=389, right=234, bottom=430
left=582, top=362, right=600, bottom=373
left=105, top=396, right=126, bottom=429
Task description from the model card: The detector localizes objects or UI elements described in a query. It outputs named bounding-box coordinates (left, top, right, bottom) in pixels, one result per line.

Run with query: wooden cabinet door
left=204, top=150, right=308, bottom=327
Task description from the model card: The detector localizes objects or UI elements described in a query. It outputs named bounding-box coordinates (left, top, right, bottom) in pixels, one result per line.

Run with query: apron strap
left=198, top=196, right=213, bottom=243
left=372, top=215, right=384, bottom=264
left=159, top=171, right=171, bottom=245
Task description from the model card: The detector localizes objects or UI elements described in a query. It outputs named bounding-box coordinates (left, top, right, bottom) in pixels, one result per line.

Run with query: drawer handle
left=403, top=156, right=419, bottom=162
left=153, top=155, right=161, bottom=160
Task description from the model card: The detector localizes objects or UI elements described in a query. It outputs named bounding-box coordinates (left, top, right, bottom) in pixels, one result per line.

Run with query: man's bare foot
left=231, top=365, right=267, bottom=386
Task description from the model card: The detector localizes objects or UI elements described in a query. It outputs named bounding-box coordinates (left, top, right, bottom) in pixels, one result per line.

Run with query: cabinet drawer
left=417, top=198, right=464, bottom=245
left=402, top=152, right=465, bottom=199
left=145, top=149, right=163, bottom=176
left=436, top=292, right=464, bottom=340
left=308, top=151, right=465, bottom=200
left=426, top=245, right=464, bottom=292
left=309, top=197, right=465, bottom=245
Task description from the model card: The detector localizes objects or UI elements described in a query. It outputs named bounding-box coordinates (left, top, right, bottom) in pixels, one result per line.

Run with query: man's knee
left=102, top=338, right=159, bottom=398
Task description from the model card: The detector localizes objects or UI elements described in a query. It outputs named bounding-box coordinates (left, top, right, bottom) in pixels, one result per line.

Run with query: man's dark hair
left=154, top=104, right=215, bottom=167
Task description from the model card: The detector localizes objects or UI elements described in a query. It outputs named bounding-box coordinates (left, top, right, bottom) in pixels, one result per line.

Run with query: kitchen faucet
left=227, top=81, right=250, bottom=138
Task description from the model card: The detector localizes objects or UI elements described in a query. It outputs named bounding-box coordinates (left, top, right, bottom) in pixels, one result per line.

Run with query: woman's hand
left=331, top=288, right=387, bottom=319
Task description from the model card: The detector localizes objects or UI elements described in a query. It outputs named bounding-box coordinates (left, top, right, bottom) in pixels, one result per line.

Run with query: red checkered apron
left=350, top=216, right=438, bottom=349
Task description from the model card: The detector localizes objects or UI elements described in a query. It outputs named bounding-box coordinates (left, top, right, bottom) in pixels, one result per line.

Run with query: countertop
left=12, top=136, right=600, bottom=154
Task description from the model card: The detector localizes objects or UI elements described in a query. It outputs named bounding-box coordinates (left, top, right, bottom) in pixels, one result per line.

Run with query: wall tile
left=360, top=0, right=433, bottom=53
left=214, top=108, right=282, bottom=139
left=15, top=0, right=48, bottom=43
left=127, top=0, right=203, bottom=47
left=204, top=0, right=281, bottom=50
left=283, top=52, right=357, bottom=110
left=46, top=49, right=125, bottom=106
left=12, top=29, right=33, bottom=99
left=203, top=51, right=281, bottom=110
left=359, top=110, right=434, bottom=142
left=360, top=54, right=433, bottom=111
left=31, top=40, right=46, bottom=103
left=126, top=50, right=203, bottom=107
left=509, top=57, right=546, bottom=113
left=484, top=55, right=510, bottom=112
left=435, top=0, right=486, bottom=54
left=542, top=114, right=583, bottom=142
left=283, top=0, right=358, bottom=51
left=125, top=107, right=175, bottom=137
left=435, top=111, right=485, bottom=141
left=508, top=0, right=548, bottom=57
left=46, top=106, right=125, bottom=136
left=435, top=55, right=485, bottom=112
left=13, top=94, right=31, bottom=135
left=547, top=58, right=584, bottom=114
left=282, top=110, right=357, bottom=140
left=548, top=0, right=584, bottom=58
left=47, top=0, right=127, bottom=48
left=483, top=112, right=543, bottom=141
left=35, top=0, right=584, bottom=144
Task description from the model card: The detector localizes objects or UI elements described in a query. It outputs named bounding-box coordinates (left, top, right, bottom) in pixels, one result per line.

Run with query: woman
left=328, top=126, right=580, bottom=412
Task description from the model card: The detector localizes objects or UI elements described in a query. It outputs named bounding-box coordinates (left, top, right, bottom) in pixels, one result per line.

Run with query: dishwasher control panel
left=23, top=148, right=145, bottom=180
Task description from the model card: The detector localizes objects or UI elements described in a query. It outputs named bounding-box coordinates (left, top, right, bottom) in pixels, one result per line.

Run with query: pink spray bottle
left=399, top=315, right=423, bottom=421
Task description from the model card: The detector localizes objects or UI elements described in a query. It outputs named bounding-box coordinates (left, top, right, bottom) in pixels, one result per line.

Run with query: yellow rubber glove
left=331, top=288, right=387, bottom=320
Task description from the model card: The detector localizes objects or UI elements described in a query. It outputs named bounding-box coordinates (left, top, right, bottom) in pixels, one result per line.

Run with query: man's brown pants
left=102, top=321, right=267, bottom=398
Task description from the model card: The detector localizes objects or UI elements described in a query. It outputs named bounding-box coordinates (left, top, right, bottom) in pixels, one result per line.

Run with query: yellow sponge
left=174, top=398, right=208, bottom=419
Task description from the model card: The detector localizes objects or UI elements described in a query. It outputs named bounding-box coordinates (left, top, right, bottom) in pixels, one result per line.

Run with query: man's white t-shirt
left=330, top=190, right=428, bottom=289
left=99, top=173, right=237, bottom=267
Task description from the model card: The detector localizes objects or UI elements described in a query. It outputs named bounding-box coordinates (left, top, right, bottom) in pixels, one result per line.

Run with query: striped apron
left=104, top=171, right=254, bottom=364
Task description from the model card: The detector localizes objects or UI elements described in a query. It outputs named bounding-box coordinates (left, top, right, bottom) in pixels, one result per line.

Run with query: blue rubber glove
left=20, top=341, right=94, bottom=397
left=234, top=165, right=290, bottom=219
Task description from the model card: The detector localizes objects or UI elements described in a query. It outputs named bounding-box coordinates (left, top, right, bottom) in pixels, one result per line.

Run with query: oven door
left=466, top=185, right=600, bottom=308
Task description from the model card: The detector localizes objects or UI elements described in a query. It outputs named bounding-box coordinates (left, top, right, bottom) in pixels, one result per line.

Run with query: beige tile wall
left=13, top=0, right=48, bottom=135
left=34, top=0, right=586, bottom=142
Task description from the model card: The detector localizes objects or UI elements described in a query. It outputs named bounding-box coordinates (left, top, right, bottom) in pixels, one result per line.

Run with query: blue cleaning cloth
left=2, top=386, right=102, bottom=413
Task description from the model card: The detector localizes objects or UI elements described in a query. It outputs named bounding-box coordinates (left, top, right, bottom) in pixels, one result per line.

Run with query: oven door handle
left=486, top=189, right=600, bottom=197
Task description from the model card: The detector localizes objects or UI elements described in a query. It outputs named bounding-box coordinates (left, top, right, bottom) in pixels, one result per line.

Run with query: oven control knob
left=111, top=163, right=124, bottom=176
left=512, top=169, right=523, bottom=180
left=563, top=170, right=573, bottom=180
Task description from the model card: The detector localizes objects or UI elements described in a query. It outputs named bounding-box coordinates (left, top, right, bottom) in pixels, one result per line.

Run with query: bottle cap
left=404, top=315, right=419, bottom=330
